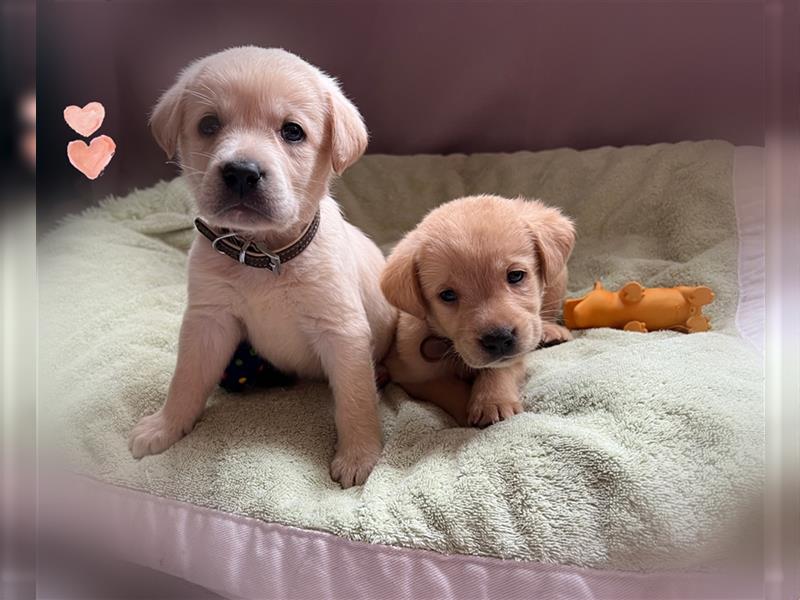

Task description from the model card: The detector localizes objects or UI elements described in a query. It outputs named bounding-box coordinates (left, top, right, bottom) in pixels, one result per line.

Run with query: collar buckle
left=238, top=240, right=251, bottom=264
left=265, top=252, right=281, bottom=274
left=211, top=232, right=239, bottom=255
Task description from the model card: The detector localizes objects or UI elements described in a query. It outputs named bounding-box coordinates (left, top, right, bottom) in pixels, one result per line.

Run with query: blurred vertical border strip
left=1, top=179, right=36, bottom=600
left=765, top=0, right=800, bottom=599
left=1, top=0, right=35, bottom=599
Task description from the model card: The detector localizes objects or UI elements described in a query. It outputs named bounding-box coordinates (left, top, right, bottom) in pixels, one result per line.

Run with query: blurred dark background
left=36, top=0, right=766, bottom=227
left=1, top=0, right=34, bottom=196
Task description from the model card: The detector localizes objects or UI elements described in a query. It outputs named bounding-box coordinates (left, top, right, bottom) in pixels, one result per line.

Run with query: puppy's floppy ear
left=150, top=60, right=204, bottom=159
left=325, top=78, right=368, bottom=175
left=521, top=198, right=576, bottom=286
left=380, top=234, right=427, bottom=320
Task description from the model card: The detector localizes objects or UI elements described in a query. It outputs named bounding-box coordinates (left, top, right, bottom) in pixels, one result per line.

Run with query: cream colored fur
left=128, top=46, right=396, bottom=488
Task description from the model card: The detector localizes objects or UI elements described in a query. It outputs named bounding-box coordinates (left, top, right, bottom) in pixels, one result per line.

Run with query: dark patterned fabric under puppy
left=219, top=342, right=295, bottom=392
left=222, top=342, right=392, bottom=392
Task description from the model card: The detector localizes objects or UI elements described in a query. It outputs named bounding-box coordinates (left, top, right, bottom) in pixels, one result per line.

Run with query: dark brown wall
left=37, top=0, right=765, bottom=219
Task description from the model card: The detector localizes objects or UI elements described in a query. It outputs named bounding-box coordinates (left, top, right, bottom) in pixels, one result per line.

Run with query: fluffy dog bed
left=39, top=141, right=763, bottom=593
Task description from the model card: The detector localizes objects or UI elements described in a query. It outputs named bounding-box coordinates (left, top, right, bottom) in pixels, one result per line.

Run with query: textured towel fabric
left=39, top=141, right=762, bottom=571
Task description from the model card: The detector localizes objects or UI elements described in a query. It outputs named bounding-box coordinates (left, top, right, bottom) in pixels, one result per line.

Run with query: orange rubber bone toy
left=563, top=281, right=715, bottom=333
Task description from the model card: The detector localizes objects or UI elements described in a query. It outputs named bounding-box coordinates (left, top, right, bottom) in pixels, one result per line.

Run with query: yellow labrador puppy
left=380, top=195, right=575, bottom=426
left=129, top=47, right=396, bottom=488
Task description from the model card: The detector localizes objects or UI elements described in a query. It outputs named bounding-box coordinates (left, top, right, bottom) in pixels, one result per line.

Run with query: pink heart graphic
left=67, top=135, right=116, bottom=180
left=63, top=102, right=106, bottom=137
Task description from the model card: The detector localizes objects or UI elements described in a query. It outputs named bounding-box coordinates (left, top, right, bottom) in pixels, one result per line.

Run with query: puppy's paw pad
left=330, top=446, right=380, bottom=488
left=539, top=322, right=573, bottom=347
left=467, top=398, right=523, bottom=427
left=128, top=411, right=188, bottom=459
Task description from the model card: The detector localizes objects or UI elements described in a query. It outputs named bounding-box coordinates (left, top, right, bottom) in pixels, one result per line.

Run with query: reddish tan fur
left=381, top=195, right=576, bottom=426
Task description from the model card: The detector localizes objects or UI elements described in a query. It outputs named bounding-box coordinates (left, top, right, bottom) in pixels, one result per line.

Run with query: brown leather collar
left=194, top=209, right=321, bottom=274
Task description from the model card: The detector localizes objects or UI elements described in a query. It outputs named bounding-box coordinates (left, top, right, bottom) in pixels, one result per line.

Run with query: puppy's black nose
left=221, top=161, right=263, bottom=197
left=479, top=327, right=517, bottom=358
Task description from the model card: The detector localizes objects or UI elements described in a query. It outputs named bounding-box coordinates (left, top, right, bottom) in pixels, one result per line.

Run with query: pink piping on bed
left=40, top=474, right=761, bottom=600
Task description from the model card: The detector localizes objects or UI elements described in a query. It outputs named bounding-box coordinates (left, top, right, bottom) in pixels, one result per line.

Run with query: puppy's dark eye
left=281, top=122, right=305, bottom=143
left=439, top=289, right=458, bottom=303
left=507, top=270, right=526, bottom=284
left=198, top=115, right=221, bottom=136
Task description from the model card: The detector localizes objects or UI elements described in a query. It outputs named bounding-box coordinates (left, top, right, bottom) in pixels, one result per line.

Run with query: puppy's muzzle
left=478, top=327, right=517, bottom=359
left=221, top=160, right=264, bottom=198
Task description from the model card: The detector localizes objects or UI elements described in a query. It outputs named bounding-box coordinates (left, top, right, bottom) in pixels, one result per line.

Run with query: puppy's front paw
left=330, top=442, right=381, bottom=488
left=539, top=322, right=574, bottom=348
left=467, top=394, right=523, bottom=427
left=128, top=410, right=192, bottom=459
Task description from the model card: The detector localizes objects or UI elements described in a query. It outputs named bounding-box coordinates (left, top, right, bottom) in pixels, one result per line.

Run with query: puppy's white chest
left=236, top=277, right=323, bottom=378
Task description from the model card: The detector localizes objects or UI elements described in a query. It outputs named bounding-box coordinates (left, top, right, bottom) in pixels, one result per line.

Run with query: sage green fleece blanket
left=39, top=141, right=762, bottom=571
